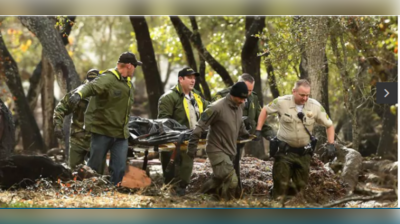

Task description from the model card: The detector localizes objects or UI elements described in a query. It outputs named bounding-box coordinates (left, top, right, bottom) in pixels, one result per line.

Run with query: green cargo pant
left=201, top=151, right=238, bottom=200
left=160, top=151, right=193, bottom=188
left=272, top=152, right=311, bottom=199
left=69, top=142, right=90, bottom=170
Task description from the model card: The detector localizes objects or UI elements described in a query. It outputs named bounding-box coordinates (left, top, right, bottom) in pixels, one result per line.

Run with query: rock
left=335, top=145, right=363, bottom=193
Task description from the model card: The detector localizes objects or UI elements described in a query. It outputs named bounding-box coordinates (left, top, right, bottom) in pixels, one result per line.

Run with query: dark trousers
left=272, top=152, right=311, bottom=199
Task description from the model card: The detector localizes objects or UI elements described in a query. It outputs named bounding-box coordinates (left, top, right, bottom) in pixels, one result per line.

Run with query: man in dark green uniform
left=187, top=82, right=250, bottom=200
left=213, top=73, right=274, bottom=159
left=53, top=69, right=99, bottom=170
left=69, top=52, right=142, bottom=185
left=157, top=67, right=209, bottom=196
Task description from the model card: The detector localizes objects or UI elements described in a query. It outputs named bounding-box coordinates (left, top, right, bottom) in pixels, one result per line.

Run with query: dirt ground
left=0, top=157, right=397, bottom=208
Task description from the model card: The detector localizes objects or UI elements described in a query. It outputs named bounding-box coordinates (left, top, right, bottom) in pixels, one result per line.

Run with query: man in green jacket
left=187, top=82, right=250, bottom=200
left=157, top=67, right=209, bottom=196
left=53, top=69, right=99, bottom=170
left=69, top=52, right=142, bottom=185
left=213, top=73, right=274, bottom=159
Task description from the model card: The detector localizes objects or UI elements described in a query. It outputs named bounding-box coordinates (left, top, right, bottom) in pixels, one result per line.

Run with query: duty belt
left=284, top=145, right=308, bottom=155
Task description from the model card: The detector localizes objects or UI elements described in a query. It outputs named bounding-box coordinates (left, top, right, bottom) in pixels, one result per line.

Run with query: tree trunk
left=170, top=16, right=211, bottom=100
left=266, top=60, right=280, bottom=98
left=376, top=104, right=396, bottom=157
left=19, top=16, right=80, bottom=93
left=321, top=53, right=330, bottom=116
left=0, top=31, right=46, bottom=152
left=198, top=56, right=211, bottom=101
left=27, top=62, right=43, bottom=112
left=169, top=16, right=233, bottom=87
left=130, top=16, right=164, bottom=119
left=298, top=17, right=330, bottom=145
left=171, top=16, right=199, bottom=92
left=0, top=98, right=15, bottom=158
left=189, top=16, right=211, bottom=100
left=27, top=16, right=76, bottom=112
left=376, top=60, right=397, bottom=157
left=304, top=17, right=329, bottom=103
left=241, top=16, right=265, bottom=106
left=41, top=53, right=57, bottom=149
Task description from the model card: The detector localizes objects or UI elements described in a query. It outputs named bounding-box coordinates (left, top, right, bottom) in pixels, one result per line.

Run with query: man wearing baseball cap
left=53, top=69, right=100, bottom=170
left=68, top=52, right=142, bottom=185
left=157, top=67, right=209, bottom=196
left=186, top=82, right=250, bottom=200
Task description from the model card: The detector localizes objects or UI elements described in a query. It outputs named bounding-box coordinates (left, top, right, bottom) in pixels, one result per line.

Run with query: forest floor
left=0, top=157, right=397, bottom=208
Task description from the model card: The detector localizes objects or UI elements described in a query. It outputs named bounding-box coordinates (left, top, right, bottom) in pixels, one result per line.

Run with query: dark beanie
left=86, top=69, right=99, bottom=81
left=230, top=82, right=248, bottom=99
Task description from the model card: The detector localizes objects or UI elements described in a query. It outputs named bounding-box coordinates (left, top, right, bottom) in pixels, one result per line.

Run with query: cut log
left=121, top=165, right=151, bottom=189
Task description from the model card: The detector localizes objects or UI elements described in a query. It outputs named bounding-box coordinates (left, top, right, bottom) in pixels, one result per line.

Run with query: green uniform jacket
left=53, top=84, right=91, bottom=149
left=158, top=84, right=209, bottom=128
left=213, top=87, right=274, bottom=138
left=78, top=68, right=134, bottom=139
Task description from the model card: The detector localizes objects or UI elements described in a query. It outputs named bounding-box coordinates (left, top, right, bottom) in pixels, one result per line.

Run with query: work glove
left=253, top=130, right=262, bottom=141
left=54, top=126, right=64, bottom=139
left=322, top=143, right=336, bottom=161
left=69, top=93, right=81, bottom=107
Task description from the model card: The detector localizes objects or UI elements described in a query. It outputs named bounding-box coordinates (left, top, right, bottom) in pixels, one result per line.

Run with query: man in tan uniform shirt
left=256, top=79, right=335, bottom=199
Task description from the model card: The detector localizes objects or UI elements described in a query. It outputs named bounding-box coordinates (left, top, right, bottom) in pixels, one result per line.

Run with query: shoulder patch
left=200, top=108, right=214, bottom=121
left=321, top=106, right=326, bottom=113
left=326, top=114, right=330, bottom=120
left=273, top=99, right=278, bottom=105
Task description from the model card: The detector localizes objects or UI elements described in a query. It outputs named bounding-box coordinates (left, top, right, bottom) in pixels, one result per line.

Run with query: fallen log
left=0, top=155, right=72, bottom=189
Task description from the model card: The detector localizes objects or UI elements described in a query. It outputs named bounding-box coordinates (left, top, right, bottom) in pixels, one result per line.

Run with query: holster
left=269, top=136, right=281, bottom=158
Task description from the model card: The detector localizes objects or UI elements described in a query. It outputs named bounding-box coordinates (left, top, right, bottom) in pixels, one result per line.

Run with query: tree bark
left=171, top=16, right=199, bottom=92
left=41, top=53, right=57, bottom=149
left=19, top=16, right=80, bottom=93
left=130, top=16, right=164, bottom=119
left=265, top=59, right=280, bottom=98
left=27, top=16, right=76, bottom=112
left=0, top=31, right=46, bottom=152
left=189, top=16, right=211, bottom=100
left=0, top=98, right=15, bottom=158
left=170, top=16, right=233, bottom=87
left=376, top=104, right=397, bottom=157
left=241, top=16, right=265, bottom=106
left=298, top=17, right=330, bottom=144
left=26, top=62, right=43, bottom=112
left=198, top=55, right=211, bottom=101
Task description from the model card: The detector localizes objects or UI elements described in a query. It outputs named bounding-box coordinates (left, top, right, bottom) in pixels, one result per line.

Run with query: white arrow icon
left=384, top=89, right=390, bottom=98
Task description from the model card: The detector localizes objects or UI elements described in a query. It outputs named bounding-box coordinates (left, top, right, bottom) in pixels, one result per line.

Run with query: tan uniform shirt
left=188, top=94, right=249, bottom=156
left=264, top=95, right=333, bottom=148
